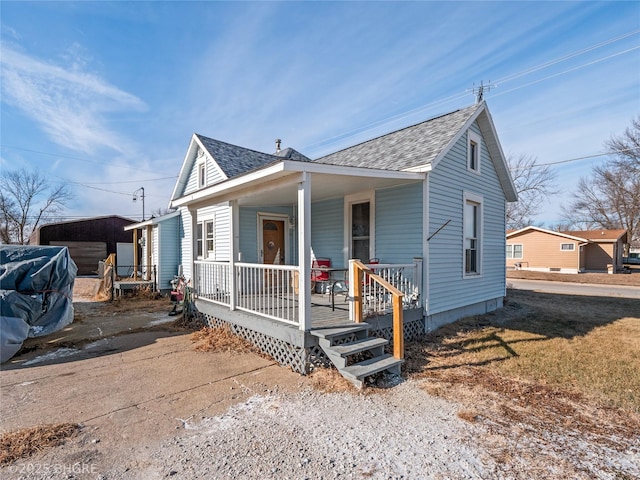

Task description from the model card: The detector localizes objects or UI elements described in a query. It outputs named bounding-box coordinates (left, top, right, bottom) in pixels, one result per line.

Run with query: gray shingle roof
left=195, top=134, right=280, bottom=178
left=313, top=104, right=480, bottom=170
left=195, top=135, right=311, bottom=179
left=275, top=147, right=311, bottom=161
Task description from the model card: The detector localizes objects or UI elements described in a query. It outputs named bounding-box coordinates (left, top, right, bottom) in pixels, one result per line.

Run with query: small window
left=506, top=244, right=523, bottom=259
left=467, top=131, right=481, bottom=173
left=560, top=243, right=575, bottom=251
left=198, top=162, right=206, bottom=188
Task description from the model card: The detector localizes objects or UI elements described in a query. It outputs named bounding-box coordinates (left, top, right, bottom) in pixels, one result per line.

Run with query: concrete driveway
left=507, top=278, right=640, bottom=299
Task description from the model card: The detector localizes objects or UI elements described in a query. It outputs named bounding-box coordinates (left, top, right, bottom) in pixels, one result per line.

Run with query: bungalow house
left=506, top=226, right=628, bottom=273
left=168, top=101, right=517, bottom=386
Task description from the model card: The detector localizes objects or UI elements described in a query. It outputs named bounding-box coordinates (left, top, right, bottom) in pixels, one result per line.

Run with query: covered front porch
left=172, top=161, right=427, bottom=377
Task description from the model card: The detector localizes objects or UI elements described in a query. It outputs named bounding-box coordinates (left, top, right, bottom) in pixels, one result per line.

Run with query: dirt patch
left=0, top=424, right=80, bottom=466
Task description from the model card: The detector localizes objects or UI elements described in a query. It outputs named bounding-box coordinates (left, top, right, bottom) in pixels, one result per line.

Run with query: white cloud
left=0, top=43, right=146, bottom=155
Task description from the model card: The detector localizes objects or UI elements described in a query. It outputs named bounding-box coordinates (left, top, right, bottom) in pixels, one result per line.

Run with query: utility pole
left=133, top=187, right=145, bottom=221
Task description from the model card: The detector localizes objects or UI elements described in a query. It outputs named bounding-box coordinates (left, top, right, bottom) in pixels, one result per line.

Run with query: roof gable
left=507, top=226, right=589, bottom=242
left=171, top=135, right=304, bottom=201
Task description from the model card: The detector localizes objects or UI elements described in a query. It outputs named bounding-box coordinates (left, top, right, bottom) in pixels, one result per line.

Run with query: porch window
left=463, top=192, right=482, bottom=276
left=467, top=131, right=481, bottom=173
left=196, top=218, right=215, bottom=258
left=352, top=202, right=370, bottom=261
left=506, top=244, right=523, bottom=259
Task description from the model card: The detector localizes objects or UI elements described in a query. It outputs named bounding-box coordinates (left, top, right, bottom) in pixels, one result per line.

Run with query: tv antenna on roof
left=469, top=80, right=496, bottom=103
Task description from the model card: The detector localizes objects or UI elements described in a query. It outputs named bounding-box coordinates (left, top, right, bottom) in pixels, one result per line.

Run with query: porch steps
left=310, top=323, right=403, bottom=389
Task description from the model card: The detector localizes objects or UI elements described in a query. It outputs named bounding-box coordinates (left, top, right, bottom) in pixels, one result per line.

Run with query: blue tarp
left=1, top=245, right=77, bottom=363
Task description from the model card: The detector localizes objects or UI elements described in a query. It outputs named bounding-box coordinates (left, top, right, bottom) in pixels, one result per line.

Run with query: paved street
left=507, top=279, right=640, bottom=299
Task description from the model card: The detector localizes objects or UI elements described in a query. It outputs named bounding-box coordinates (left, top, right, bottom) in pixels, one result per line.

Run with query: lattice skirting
left=197, top=313, right=425, bottom=375
left=198, top=312, right=309, bottom=374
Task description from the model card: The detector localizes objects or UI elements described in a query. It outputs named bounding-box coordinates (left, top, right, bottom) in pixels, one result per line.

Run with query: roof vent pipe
left=275, top=138, right=281, bottom=153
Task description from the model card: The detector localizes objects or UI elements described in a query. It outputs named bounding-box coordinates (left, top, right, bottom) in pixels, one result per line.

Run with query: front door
left=262, top=220, right=285, bottom=264
left=262, top=219, right=285, bottom=292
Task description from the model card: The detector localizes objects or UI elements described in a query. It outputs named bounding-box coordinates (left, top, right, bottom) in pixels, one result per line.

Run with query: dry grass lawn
left=0, top=424, right=80, bottom=465
left=405, top=289, right=640, bottom=445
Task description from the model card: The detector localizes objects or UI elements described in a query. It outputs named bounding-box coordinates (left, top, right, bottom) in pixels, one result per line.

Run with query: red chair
left=312, top=258, right=331, bottom=293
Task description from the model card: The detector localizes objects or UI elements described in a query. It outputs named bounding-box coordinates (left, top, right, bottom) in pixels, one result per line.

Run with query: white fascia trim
left=123, top=210, right=181, bottom=231
left=289, top=160, right=426, bottom=180
left=507, top=225, right=588, bottom=243
left=171, top=160, right=425, bottom=209
left=171, top=162, right=289, bottom=208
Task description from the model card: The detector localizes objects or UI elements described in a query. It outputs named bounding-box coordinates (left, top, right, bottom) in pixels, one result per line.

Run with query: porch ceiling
left=173, top=161, right=425, bottom=209
left=239, top=172, right=423, bottom=206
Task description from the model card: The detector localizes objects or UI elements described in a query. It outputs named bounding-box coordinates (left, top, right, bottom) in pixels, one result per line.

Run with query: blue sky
left=1, top=1, right=638, bottom=225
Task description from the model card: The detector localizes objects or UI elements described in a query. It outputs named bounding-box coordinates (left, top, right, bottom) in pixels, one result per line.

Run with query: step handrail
left=350, top=260, right=404, bottom=360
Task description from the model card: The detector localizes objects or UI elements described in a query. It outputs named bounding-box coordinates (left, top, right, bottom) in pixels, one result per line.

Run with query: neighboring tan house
left=167, top=101, right=517, bottom=386
left=29, top=215, right=135, bottom=275
left=506, top=226, right=628, bottom=273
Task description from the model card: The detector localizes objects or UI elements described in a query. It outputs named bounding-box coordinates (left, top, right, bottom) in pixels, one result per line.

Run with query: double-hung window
left=506, top=244, right=523, bottom=259
left=196, top=218, right=215, bottom=258
left=463, top=192, right=483, bottom=276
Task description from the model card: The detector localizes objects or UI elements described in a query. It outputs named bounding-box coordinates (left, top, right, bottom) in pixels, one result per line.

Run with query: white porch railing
left=236, top=263, right=299, bottom=325
left=193, top=259, right=422, bottom=328
left=194, top=261, right=300, bottom=326
left=360, top=262, right=421, bottom=317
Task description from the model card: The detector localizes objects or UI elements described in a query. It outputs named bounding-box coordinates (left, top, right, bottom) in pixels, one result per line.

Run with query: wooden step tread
left=328, top=337, right=388, bottom=357
left=341, top=354, right=403, bottom=381
left=309, top=324, right=370, bottom=339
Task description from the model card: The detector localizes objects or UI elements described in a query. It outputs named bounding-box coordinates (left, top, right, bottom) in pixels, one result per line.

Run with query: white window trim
left=463, top=191, right=483, bottom=278
left=467, top=130, right=482, bottom=175
left=196, top=215, right=216, bottom=259
left=256, top=212, right=290, bottom=265
left=344, top=190, right=375, bottom=265
left=197, top=159, right=207, bottom=189
left=507, top=243, right=523, bottom=259
left=560, top=243, right=575, bottom=251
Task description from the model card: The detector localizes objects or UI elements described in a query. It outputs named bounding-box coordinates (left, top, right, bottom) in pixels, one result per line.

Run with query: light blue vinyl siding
left=310, top=198, right=344, bottom=267
left=178, top=206, right=192, bottom=279
left=239, top=206, right=294, bottom=264
left=157, top=215, right=180, bottom=290
left=375, top=183, right=423, bottom=264
left=184, top=155, right=226, bottom=195
left=428, top=122, right=506, bottom=315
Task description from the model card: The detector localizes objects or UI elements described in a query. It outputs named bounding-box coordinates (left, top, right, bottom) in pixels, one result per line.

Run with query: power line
left=302, top=30, right=639, bottom=154
left=0, top=144, right=172, bottom=176
left=510, top=147, right=640, bottom=170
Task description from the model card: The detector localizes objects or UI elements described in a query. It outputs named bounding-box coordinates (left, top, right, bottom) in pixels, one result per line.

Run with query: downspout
left=423, top=172, right=430, bottom=325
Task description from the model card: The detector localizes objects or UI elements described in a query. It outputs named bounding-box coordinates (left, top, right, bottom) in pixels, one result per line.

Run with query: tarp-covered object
left=1, top=246, right=77, bottom=363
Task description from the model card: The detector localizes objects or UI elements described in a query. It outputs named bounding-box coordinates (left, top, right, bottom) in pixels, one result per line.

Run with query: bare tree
left=563, top=162, right=640, bottom=252
left=506, top=154, right=557, bottom=230
left=0, top=168, right=72, bottom=244
left=606, top=116, right=640, bottom=173
left=563, top=117, right=640, bottom=251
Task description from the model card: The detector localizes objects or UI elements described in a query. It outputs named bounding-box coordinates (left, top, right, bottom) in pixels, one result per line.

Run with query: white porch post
left=298, top=172, right=311, bottom=331
left=229, top=200, right=239, bottom=310
left=189, top=207, right=198, bottom=293
left=413, top=257, right=423, bottom=310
